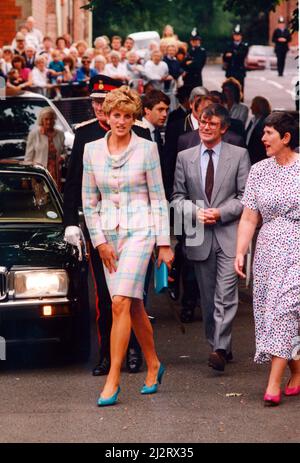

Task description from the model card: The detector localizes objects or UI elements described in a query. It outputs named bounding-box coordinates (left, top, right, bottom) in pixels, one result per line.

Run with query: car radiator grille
left=0, top=267, right=8, bottom=301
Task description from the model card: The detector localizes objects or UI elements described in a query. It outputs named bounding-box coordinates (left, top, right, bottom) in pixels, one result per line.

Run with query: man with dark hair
left=124, top=37, right=135, bottom=52
left=111, top=36, right=122, bottom=52
left=172, top=103, right=251, bottom=372
left=167, top=85, right=192, bottom=125
left=272, top=16, right=292, bottom=77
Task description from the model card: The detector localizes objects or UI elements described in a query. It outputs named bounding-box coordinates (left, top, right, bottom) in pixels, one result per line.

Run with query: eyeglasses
left=199, top=119, right=220, bottom=129
left=82, top=60, right=91, bottom=64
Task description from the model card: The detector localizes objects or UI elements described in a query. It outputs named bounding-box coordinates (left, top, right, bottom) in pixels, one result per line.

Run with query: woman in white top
left=104, top=51, right=128, bottom=82
left=144, top=50, right=171, bottom=88
left=30, top=55, right=51, bottom=94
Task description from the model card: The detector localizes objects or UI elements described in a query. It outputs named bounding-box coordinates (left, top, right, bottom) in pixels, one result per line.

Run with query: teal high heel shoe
left=140, top=364, right=165, bottom=395
left=97, top=386, right=120, bottom=407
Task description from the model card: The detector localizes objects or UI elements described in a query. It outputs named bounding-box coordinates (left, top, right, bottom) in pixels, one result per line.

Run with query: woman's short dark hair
left=63, top=56, right=75, bottom=71
left=142, top=90, right=170, bottom=110
left=222, top=77, right=242, bottom=103
left=56, top=36, right=66, bottom=46
left=200, top=103, right=231, bottom=128
left=264, top=111, right=299, bottom=149
left=251, top=96, right=271, bottom=118
left=12, top=55, right=26, bottom=68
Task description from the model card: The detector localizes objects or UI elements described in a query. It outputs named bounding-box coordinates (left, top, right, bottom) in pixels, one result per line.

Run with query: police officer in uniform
left=183, top=28, right=207, bottom=89
left=63, top=75, right=151, bottom=376
left=223, top=25, right=248, bottom=93
left=272, top=16, right=291, bottom=77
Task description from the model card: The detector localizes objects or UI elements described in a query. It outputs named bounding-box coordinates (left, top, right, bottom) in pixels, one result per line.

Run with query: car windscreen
left=0, top=172, right=62, bottom=223
left=249, top=46, right=274, bottom=56
left=0, top=99, right=66, bottom=159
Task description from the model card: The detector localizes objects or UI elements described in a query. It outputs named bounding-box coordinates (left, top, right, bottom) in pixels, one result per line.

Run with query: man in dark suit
left=172, top=104, right=251, bottom=372
left=245, top=96, right=271, bottom=164
left=223, top=25, right=248, bottom=92
left=183, top=28, right=207, bottom=89
left=272, top=16, right=292, bottom=77
left=63, top=75, right=151, bottom=376
left=167, top=85, right=192, bottom=125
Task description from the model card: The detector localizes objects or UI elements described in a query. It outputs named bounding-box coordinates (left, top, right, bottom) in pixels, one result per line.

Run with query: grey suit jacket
left=171, top=141, right=251, bottom=260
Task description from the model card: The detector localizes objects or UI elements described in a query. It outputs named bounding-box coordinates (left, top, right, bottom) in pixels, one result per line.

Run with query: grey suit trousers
left=193, top=233, right=238, bottom=353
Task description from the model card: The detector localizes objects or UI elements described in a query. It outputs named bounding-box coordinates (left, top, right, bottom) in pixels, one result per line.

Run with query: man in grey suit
left=172, top=104, right=251, bottom=371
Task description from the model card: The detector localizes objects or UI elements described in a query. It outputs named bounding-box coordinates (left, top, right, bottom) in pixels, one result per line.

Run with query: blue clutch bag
left=154, top=261, right=168, bottom=294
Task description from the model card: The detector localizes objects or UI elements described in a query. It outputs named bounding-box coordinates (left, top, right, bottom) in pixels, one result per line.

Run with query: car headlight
left=14, top=270, right=68, bottom=298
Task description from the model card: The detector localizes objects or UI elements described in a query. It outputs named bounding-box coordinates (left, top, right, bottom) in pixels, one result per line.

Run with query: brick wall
left=0, top=0, right=22, bottom=46
left=0, top=0, right=92, bottom=48
left=32, top=0, right=47, bottom=35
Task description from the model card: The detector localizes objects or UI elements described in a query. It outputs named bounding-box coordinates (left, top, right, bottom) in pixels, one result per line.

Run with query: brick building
left=0, top=0, right=92, bottom=47
left=269, top=0, right=298, bottom=47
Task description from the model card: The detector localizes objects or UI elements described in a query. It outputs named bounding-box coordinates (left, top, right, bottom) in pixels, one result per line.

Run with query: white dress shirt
left=144, top=60, right=169, bottom=81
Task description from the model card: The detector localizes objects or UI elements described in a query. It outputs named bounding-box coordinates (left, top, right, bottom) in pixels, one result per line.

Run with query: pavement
left=203, top=55, right=298, bottom=111
left=0, top=277, right=299, bottom=443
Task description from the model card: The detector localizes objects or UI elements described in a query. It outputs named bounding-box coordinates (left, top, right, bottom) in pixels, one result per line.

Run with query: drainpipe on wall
left=88, top=8, right=93, bottom=46
left=56, top=0, right=62, bottom=37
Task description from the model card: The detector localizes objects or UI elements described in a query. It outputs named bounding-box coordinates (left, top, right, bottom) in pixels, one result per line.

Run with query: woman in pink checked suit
left=82, top=86, right=173, bottom=406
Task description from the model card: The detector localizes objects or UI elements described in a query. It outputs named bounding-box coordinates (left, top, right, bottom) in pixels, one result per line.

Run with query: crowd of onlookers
left=0, top=18, right=192, bottom=98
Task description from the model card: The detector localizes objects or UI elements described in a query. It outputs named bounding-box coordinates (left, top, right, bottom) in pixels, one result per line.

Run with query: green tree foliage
left=81, top=0, right=288, bottom=49
left=222, top=0, right=284, bottom=15
left=82, top=0, right=235, bottom=52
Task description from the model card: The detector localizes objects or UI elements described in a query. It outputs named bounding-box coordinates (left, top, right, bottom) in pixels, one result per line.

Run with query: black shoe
left=148, top=315, right=156, bottom=324
left=126, top=348, right=143, bottom=373
left=168, top=286, right=180, bottom=301
left=208, top=350, right=226, bottom=372
left=168, top=263, right=180, bottom=301
left=92, top=357, right=110, bottom=376
left=226, top=351, right=233, bottom=363
left=180, top=306, right=195, bottom=323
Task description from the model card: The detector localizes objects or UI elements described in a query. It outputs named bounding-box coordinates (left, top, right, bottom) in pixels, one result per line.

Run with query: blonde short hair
left=38, top=107, right=56, bottom=125
left=102, top=86, right=142, bottom=119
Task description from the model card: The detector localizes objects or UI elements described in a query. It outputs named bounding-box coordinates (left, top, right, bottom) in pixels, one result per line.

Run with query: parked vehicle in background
left=0, top=161, right=90, bottom=360
left=128, top=31, right=160, bottom=60
left=245, top=45, right=277, bottom=71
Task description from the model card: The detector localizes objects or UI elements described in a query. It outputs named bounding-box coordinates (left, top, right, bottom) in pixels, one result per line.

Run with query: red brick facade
left=0, top=0, right=22, bottom=47
left=269, top=0, right=298, bottom=47
left=0, top=0, right=91, bottom=47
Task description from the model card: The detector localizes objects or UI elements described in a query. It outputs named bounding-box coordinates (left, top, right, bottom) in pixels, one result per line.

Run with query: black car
left=0, top=161, right=90, bottom=359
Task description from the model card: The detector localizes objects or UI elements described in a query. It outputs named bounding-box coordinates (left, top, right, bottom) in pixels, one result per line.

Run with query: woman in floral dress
left=235, top=112, right=300, bottom=406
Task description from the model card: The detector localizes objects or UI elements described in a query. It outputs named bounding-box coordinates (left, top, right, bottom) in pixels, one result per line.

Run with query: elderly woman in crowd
left=25, top=107, right=65, bottom=190
left=125, top=51, right=145, bottom=85
left=93, top=55, right=107, bottom=75
left=82, top=86, right=173, bottom=406
left=144, top=50, right=171, bottom=89
left=30, top=55, right=52, bottom=94
left=235, top=111, right=300, bottom=406
left=222, top=77, right=249, bottom=127
left=104, top=51, right=128, bottom=81
left=94, top=36, right=107, bottom=54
